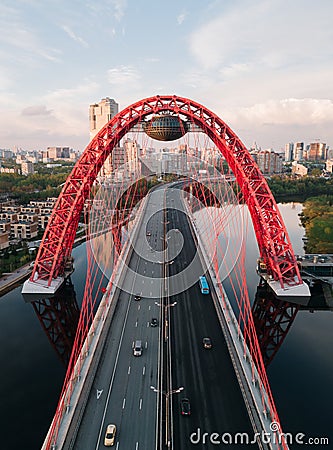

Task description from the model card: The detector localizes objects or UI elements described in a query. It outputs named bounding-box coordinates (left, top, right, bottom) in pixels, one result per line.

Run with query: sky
left=1, top=0, right=333, bottom=152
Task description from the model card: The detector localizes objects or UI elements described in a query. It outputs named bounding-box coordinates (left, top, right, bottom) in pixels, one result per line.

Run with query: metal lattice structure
left=252, top=284, right=299, bottom=366
left=31, top=95, right=302, bottom=290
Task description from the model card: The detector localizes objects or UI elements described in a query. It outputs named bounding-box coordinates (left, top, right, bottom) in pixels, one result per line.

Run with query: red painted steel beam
left=31, top=95, right=302, bottom=289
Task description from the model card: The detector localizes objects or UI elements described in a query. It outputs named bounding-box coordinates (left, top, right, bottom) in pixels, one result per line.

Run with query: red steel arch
left=31, top=95, right=302, bottom=290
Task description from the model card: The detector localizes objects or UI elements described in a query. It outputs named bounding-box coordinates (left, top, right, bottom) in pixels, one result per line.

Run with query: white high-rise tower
left=89, top=97, right=119, bottom=141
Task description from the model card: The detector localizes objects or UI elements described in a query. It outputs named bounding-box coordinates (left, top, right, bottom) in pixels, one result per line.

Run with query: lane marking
left=139, top=398, right=143, bottom=410
left=149, top=305, right=151, bottom=310
left=142, top=366, right=145, bottom=376
left=147, top=321, right=149, bottom=327
left=136, top=442, right=139, bottom=450
left=135, top=321, right=138, bottom=327
left=95, top=297, right=132, bottom=449
left=122, top=398, right=126, bottom=409
left=138, top=305, right=141, bottom=310
left=116, top=443, right=119, bottom=450
left=96, top=389, right=103, bottom=400
left=145, top=341, right=148, bottom=348
left=128, top=366, right=131, bottom=375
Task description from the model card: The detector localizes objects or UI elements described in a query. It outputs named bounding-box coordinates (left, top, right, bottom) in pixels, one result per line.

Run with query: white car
left=104, top=424, right=116, bottom=446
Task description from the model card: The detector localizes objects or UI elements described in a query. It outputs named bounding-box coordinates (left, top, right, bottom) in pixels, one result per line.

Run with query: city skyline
left=0, top=0, right=332, bottom=152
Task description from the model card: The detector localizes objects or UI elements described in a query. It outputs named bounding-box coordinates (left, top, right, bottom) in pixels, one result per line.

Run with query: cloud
left=219, top=63, right=251, bottom=78
left=107, top=65, right=141, bottom=86
left=225, top=98, right=333, bottom=127
left=0, top=106, right=85, bottom=151
left=188, top=0, right=333, bottom=70
left=110, top=0, right=127, bottom=21
left=21, top=105, right=53, bottom=116
left=44, top=81, right=100, bottom=102
left=61, top=25, right=89, bottom=48
left=0, top=77, right=102, bottom=150
left=0, top=4, right=61, bottom=63
left=180, top=70, right=213, bottom=89
left=177, top=11, right=187, bottom=25
left=85, top=0, right=127, bottom=21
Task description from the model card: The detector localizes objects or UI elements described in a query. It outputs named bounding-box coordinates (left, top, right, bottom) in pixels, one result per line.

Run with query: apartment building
left=11, top=221, right=38, bottom=240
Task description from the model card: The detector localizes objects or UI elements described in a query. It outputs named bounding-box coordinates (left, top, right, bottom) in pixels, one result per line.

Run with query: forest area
left=299, top=195, right=333, bottom=253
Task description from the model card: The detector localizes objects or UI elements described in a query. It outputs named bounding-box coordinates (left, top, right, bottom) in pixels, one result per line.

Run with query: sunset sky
left=1, top=0, right=332, bottom=151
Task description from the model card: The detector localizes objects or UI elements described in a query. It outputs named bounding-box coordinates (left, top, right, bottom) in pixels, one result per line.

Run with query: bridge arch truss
left=31, top=95, right=303, bottom=291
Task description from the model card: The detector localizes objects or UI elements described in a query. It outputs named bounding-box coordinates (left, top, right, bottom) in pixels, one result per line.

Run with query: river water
left=0, top=203, right=332, bottom=449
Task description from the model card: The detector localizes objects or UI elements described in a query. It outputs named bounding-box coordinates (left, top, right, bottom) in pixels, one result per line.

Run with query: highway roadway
left=72, top=187, right=167, bottom=449
left=165, top=186, right=258, bottom=449
left=68, top=183, right=258, bottom=449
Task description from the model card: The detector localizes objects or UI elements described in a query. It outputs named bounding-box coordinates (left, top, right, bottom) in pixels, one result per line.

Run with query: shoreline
left=0, top=235, right=87, bottom=297
left=0, top=264, right=32, bottom=297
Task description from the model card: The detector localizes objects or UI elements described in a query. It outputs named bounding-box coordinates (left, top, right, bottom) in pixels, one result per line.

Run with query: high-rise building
left=21, top=161, right=34, bottom=176
left=89, top=97, right=120, bottom=178
left=89, top=97, right=119, bottom=141
left=284, top=142, right=294, bottom=162
left=47, top=146, right=70, bottom=160
left=254, top=149, right=283, bottom=174
left=0, top=149, right=13, bottom=159
left=294, top=142, right=304, bottom=161
left=326, top=147, right=333, bottom=160
left=124, top=139, right=140, bottom=177
left=308, top=142, right=326, bottom=161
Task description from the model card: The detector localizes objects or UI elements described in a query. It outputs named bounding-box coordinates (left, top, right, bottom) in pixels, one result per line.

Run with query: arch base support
left=22, top=276, right=64, bottom=295
left=265, top=277, right=310, bottom=305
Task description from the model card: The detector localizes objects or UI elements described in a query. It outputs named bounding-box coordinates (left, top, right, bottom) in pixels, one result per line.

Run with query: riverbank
left=0, top=233, right=87, bottom=297
left=0, top=263, right=32, bottom=297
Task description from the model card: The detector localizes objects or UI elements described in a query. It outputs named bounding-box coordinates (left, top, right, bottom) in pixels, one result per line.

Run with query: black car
left=150, top=318, right=158, bottom=327
left=134, top=294, right=141, bottom=301
left=180, top=398, right=191, bottom=416
left=203, top=337, right=212, bottom=349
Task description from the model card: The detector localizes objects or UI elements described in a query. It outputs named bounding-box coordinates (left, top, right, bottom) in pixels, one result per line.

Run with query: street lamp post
left=155, top=301, right=177, bottom=342
left=151, top=385, right=184, bottom=447
left=155, top=193, right=180, bottom=447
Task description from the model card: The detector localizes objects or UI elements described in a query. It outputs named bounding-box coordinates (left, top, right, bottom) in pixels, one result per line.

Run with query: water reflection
left=252, top=282, right=299, bottom=366
left=23, top=278, right=80, bottom=366
left=253, top=280, right=333, bottom=366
